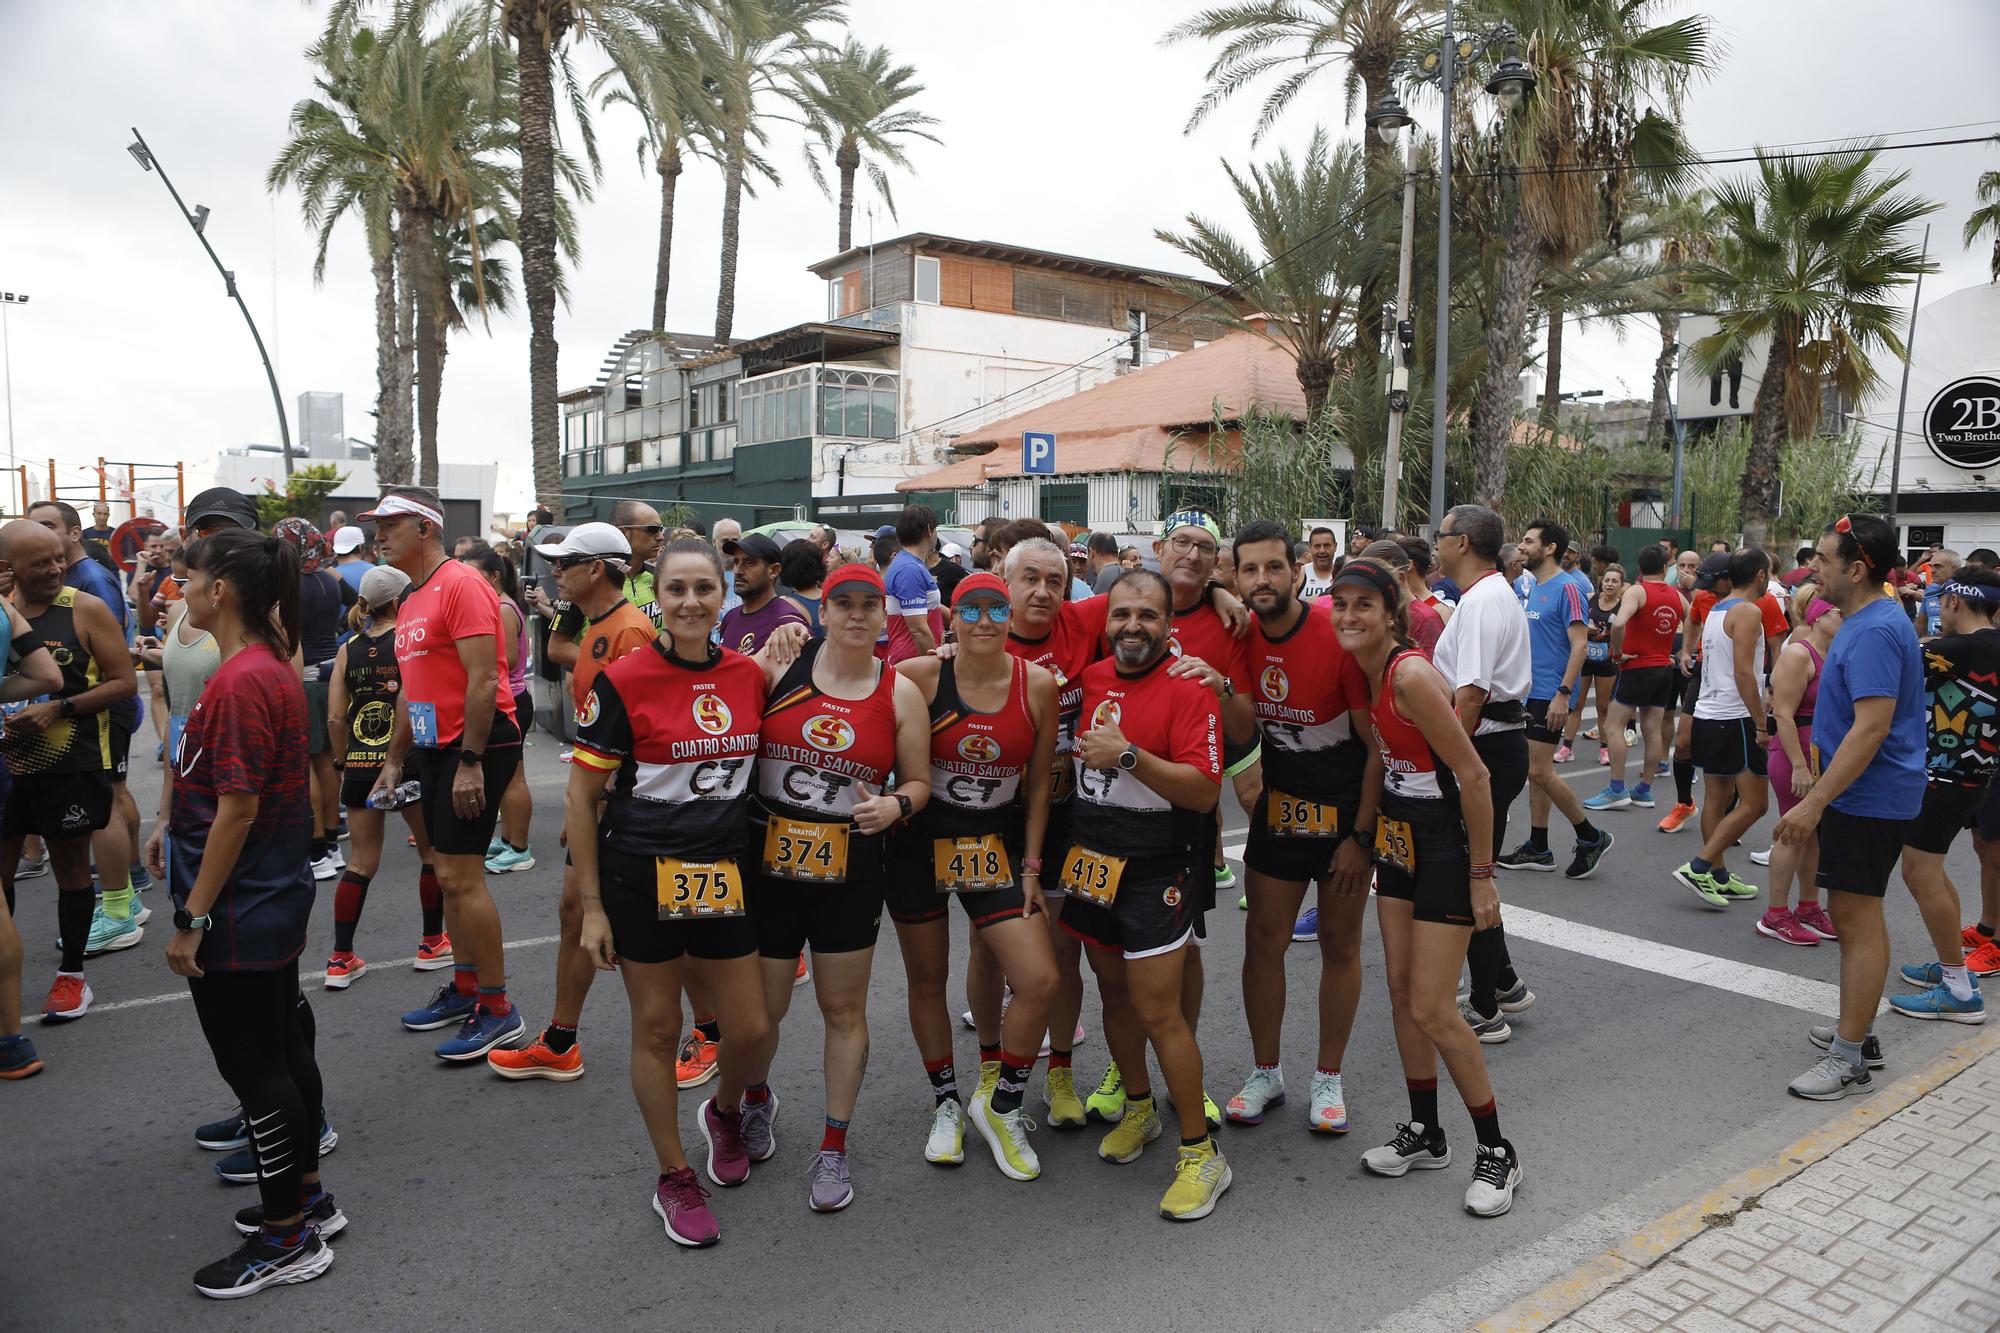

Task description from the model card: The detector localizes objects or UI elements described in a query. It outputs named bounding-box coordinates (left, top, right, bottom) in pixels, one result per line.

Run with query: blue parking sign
left=1022, top=431, right=1056, bottom=475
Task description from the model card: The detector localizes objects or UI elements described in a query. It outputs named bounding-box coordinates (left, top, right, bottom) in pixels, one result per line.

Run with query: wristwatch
left=895, top=793, right=914, bottom=821
left=173, top=907, right=213, bottom=932
left=1349, top=819, right=1378, bottom=848
left=1117, top=744, right=1140, bottom=772
left=58, top=698, right=76, bottom=719
left=1217, top=677, right=1235, bottom=699
left=458, top=749, right=484, bottom=765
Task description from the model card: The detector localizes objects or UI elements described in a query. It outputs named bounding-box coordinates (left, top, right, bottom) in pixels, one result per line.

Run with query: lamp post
left=126, top=128, right=293, bottom=474
left=0, top=291, right=23, bottom=511
left=1365, top=92, right=1416, bottom=528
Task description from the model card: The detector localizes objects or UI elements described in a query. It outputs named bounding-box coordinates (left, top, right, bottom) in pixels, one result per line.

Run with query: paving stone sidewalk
left=1552, top=1043, right=2000, bottom=1331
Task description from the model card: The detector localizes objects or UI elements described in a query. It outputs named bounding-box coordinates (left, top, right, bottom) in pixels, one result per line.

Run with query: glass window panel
left=844, top=385, right=871, bottom=437
left=871, top=386, right=896, bottom=438
left=821, top=383, right=843, bottom=435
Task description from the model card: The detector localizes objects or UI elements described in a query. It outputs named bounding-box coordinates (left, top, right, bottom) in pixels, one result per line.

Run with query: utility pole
left=1426, top=0, right=1455, bottom=536
left=1885, top=224, right=1931, bottom=534
left=1381, top=129, right=1419, bottom=528
left=0, top=291, right=21, bottom=511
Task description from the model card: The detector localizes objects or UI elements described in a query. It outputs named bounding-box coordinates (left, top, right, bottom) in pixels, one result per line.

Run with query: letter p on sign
left=1022, top=431, right=1056, bottom=475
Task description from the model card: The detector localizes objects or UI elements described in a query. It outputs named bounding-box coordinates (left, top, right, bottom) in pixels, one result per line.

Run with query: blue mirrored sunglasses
left=956, top=601, right=1012, bottom=625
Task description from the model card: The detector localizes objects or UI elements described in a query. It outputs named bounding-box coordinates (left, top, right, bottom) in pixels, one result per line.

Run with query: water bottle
left=368, top=779, right=423, bottom=811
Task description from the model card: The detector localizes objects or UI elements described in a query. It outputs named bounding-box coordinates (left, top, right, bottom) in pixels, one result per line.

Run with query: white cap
left=942, top=541, right=967, bottom=560
left=358, top=564, right=411, bottom=608
left=330, top=525, right=366, bottom=555
left=533, top=521, right=631, bottom=561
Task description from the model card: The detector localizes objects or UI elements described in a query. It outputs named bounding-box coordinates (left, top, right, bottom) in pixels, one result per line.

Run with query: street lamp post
left=126, top=128, right=293, bottom=475
left=0, top=291, right=23, bottom=512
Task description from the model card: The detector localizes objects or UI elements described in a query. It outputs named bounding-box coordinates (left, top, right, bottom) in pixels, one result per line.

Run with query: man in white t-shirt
left=1295, top=526, right=1338, bottom=598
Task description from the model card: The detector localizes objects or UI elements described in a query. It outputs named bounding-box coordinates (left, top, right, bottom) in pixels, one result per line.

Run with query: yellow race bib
left=761, top=818, right=851, bottom=884
left=1058, top=845, right=1127, bottom=907
left=655, top=858, right=746, bottom=919
left=1268, top=790, right=1338, bottom=839
left=1374, top=818, right=1416, bottom=875
left=932, top=834, right=1012, bottom=893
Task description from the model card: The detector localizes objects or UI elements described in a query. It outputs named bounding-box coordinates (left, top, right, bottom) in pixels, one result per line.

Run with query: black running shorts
left=597, top=844, right=758, bottom=965
left=1613, top=665, right=1678, bottom=711
left=1979, top=783, right=2000, bottom=843
left=305, top=679, right=332, bottom=757
left=1243, top=789, right=1354, bottom=883
left=1904, top=784, right=1984, bottom=857
left=1057, top=847, right=1195, bottom=960
left=406, top=744, right=520, bottom=857
left=1691, top=716, right=1767, bottom=778
left=749, top=870, right=884, bottom=958
left=4, top=768, right=114, bottom=842
left=339, top=764, right=383, bottom=811
left=1371, top=793, right=1473, bottom=927
left=1815, top=807, right=1906, bottom=898
left=884, top=837, right=1029, bottom=931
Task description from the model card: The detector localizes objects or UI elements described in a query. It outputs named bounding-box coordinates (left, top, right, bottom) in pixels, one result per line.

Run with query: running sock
left=1831, top=1034, right=1868, bottom=1072
left=978, top=1041, right=1000, bottom=1065
left=821, top=1116, right=850, bottom=1154
left=57, top=892, right=92, bottom=973
left=1527, top=826, right=1549, bottom=853
left=1979, top=922, right=1997, bottom=940
left=1712, top=865, right=1733, bottom=885
left=1466, top=1097, right=1503, bottom=1149
left=1181, top=1134, right=1211, bottom=1150
left=1047, top=1047, right=1073, bottom=1071
left=418, top=864, right=444, bottom=937
left=924, top=1056, right=958, bottom=1106
left=1942, top=964, right=1976, bottom=1002
left=331, top=871, right=372, bottom=955
left=262, top=1217, right=308, bottom=1248
left=993, top=1050, right=1034, bottom=1114
left=452, top=964, right=478, bottom=998
left=1690, top=856, right=1713, bottom=876
left=694, top=1016, right=720, bottom=1043
left=310, top=837, right=331, bottom=863
left=543, top=1022, right=578, bottom=1055
left=507, top=842, right=527, bottom=855
left=100, top=880, right=134, bottom=920
left=745, top=1082, right=771, bottom=1105
left=476, top=985, right=512, bottom=1018
left=1605, top=780, right=1626, bottom=794
left=1317, top=1065, right=1340, bottom=1078
left=1572, top=819, right=1602, bottom=843
left=1407, top=1077, right=1440, bottom=1131
left=1674, top=759, right=1695, bottom=805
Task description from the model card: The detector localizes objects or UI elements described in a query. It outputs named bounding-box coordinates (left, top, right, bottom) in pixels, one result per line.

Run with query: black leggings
left=1464, top=729, right=1529, bottom=1016
left=189, top=960, right=326, bottom=1221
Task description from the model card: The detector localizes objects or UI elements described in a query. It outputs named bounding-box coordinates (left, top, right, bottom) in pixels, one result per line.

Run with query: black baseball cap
left=184, top=487, right=260, bottom=533
left=722, top=533, right=783, bottom=564
left=1694, top=552, right=1732, bottom=590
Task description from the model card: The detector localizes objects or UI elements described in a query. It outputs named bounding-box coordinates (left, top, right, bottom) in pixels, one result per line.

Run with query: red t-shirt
left=1623, top=581, right=1686, bottom=668
left=1168, top=599, right=1252, bottom=695
left=1758, top=590, right=1789, bottom=643
left=394, top=558, right=519, bottom=749
left=1408, top=598, right=1444, bottom=659
left=1072, top=651, right=1221, bottom=858
left=1247, top=603, right=1372, bottom=803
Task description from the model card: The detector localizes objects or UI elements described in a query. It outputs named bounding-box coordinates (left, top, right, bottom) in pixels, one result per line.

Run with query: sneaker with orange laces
left=414, top=933, right=453, bottom=971
left=794, top=953, right=810, bottom=988
left=42, top=972, right=91, bottom=1023
left=1656, top=802, right=1698, bottom=834
left=488, top=1035, right=585, bottom=1081
left=1968, top=940, right=2000, bottom=977
left=676, top=1030, right=720, bottom=1089
left=325, top=953, right=367, bottom=989
left=1962, top=924, right=1994, bottom=954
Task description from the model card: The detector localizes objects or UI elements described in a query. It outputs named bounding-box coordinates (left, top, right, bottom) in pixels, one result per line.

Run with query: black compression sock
left=1527, top=826, right=1549, bottom=853
left=543, top=1022, right=578, bottom=1055
left=1673, top=759, right=1695, bottom=805
left=1573, top=819, right=1601, bottom=842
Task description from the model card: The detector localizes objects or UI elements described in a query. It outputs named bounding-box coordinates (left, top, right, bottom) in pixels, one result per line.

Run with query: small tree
left=257, top=463, right=349, bottom=529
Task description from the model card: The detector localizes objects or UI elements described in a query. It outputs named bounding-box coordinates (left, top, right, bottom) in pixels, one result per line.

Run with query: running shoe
left=1627, top=782, right=1657, bottom=809
left=234, top=1192, right=346, bottom=1240
left=1225, top=1068, right=1286, bottom=1125
left=487, top=1037, right=584, bottom=1081
left=1581, top=785, right=1630, bottom=812
left=1889, top=983, right=1987, bottom=1025
left=333, top=821, right=348, bottom=843
left=1581, top=726, right=1600, bottom=740
left=1673, top=863, right=1730, bottom=909
left=1899, top=961, right=1945, bottom=987
left=413, top=934, right=453, bottom=970
left=81, top=903, right=144, bottom=956
left=653, top=1168, right=720, bottom=1247
left=41, top=974, right=90, bottom=1023
left=1044, top=1067, right=1086, bottom=1128
left=434, top=1006, right=525, bottom=1062
left=1458, top=1000, right=1511, bottom=1044
left=1097, top=1097, right=1161, bottom=1163
left=193, top=1228, right=333, bottom=1299
left=1237, top=895, right=1248, bottom=911
left=1215, top=863, right=1236, bottom=892
left=486, top=835, right=506, bottom=860
left=215, top=1122, right=339, bottom=1183
left=970, top=1089, right=1040, bottom=1181
left=309, top=848, right=345, bottom=881
left=1788, top=1051, right=1872, bottom=1101
left=1808, top=1024, right=1884, bottom=1068
left=676, top=1031, right=720, bottom=1088
left=400, top=983, right=476, bottom=1031
left=1964, top=923, right=1996, bottom=953
left=0, top=1035, right=44, bottom=1080
left=129, top=862, right=153, bottom=890
left=1795, top=904, right=1837, bottom=941
left=15, top=853, right=48, bottom=880
left=924, top=1098, right=966, bottom=1166
left=1968, top=940, right=2000, bottom=977
left=484, top=845, right=536, bottom=875
left=1749, top=847, right=1772, bottom=866
left=1627, top=727, right=1640, bottom=747
left=1712, top=875, right=1759, bottom=901
left=1597, top=746, right=1609, bottom=766
left=1204, top=1091, right=1222, bottom=1131
left=1465, top=1142, right=1523, bottom=1217
left=1307, top=1070, right=1348, bottom=1134
left=1495, top=842, right=1556, bottom=873
left=1495, top=979, right=1537, bottom=1014
left=1552, top=743, right=1574, bottom=764
left=324, top=953, right=366, bottom=989
left=740, top=1090, right=779, bottom=1162
left=974, top=1059, right=1001, bottom=1107
left=1361, top=1121, right=1451, bottom=1176
left=1086, top=1061, right=1125, bottom=1123
left=699, top=1097, right=752, bottom=1186
left=794, top=953, right=810, bottom=987
left=1292, top=907, right=1319, bottom=941
left=809, top=1149, right=854, bottom=1212
left=1039, top=1020, right=1087, bottom=1059
left=1656, top=802, right=1698, bottom=833
left=196, top=1109, right=250, bottom=1151
left=1564, top=829, right=1614, bottom=880
left=1755, top=908, right=1818, bottom=946
left=1160, top=1140, right=1231, bottom=1221
left=1656, top=758, right=1671, bottom=778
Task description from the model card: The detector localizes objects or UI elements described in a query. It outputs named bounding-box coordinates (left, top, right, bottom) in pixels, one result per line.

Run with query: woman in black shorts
left=1327, top=560, right=1523, bottom=1219
left=459, top=548, right=535, bottom=869
left=1581, top=564, right=1624, bottom=764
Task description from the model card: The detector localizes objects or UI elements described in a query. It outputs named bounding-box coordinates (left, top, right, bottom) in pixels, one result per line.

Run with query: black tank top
left=2, top=588, right=110, bottom=774
left=342, top=627, right=402, bottom=768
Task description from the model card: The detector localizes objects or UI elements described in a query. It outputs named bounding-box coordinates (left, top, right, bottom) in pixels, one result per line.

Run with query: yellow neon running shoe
left=1085, top=1060, right=1126, bottom=1123
left=1098, top=1096, right=1161, bottom=1164
left=1161, top=1138, right=1233, bottom=1221
left=1043, top=1066, right=1086, bottom=1128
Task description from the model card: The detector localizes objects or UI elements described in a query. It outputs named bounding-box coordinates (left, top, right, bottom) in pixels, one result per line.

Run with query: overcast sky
left=3, top=0, right=1996, bottom=513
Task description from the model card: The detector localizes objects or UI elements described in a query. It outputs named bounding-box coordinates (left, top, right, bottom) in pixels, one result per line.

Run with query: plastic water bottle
left=368, top=779, right=423, bottom=811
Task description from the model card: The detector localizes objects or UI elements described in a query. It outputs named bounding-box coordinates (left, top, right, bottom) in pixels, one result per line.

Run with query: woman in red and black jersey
left=1327, top=558, right=1524, bottom=1219
left=890, top=571, right=1059, bottom=1182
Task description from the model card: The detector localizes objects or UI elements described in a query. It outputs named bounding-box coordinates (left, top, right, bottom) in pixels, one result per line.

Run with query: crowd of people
left=2, top=485, right=1995, bottom=1300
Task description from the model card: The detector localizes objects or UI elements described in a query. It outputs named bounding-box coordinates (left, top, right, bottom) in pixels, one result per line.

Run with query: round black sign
left=1924, top=376, right=2000, bottom=470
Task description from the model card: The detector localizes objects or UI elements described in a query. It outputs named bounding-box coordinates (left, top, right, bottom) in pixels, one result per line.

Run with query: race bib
left=932, top=834, right=1012, bottom=893
left=1585, top=640, right=1609, bottom=662
left=1374, top=818, right=1416, bottom=875
left=1058, top=845, right=1127, bottom=907
left=1267, top=790, right=1337, bottom=839
left=761, top=817, right=850, bottom=884
left=655, top=858, right=746, bottom=919
left=407, top=700, right=440, bottom=749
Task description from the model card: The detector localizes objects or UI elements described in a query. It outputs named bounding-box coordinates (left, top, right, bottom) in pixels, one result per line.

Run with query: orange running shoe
left=42, top=973, right=92, bottom=1023
left=1968, top=940, right=2000, bottom=977
left=488, top=1036, right=584, bottom=1081
left=676, top=1031, right=720, bottom=1089
left=414, top=933, right=454, bottom=971
left=794, top=953, right=811, bottom=988
left=1656, top=802, right=1698, bottom=834
left=1961, top=923, right=1993, bottom=954
left=324, top=953, right=367, bottom=989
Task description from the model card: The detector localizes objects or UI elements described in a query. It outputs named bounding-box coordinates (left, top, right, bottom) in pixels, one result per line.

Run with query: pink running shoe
left=1793, top=903, right=1837, bottom=941
left=1754, top=907, right=1818, bottom=946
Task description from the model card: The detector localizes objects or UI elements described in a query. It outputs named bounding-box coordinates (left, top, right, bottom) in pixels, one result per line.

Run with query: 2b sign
left=1022, top=431, right=1056, bottom=475
left=1925, top=377, right=2000, bottom=470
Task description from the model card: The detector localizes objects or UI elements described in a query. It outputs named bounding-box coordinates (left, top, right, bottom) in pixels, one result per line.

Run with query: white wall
left=1854, top=284, right=2000, bottom=499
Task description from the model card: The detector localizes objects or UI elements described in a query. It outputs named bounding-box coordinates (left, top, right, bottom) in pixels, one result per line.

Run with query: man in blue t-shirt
left=882, top=505, right=941, bottom=663
left=1777, top=514, right=1927, bottom=1103
left=1500, top=518, right=1612, bottom=879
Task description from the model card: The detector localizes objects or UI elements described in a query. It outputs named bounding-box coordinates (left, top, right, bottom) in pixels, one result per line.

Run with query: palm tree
left=1466, top=0, right=1714, bottom=507
left=1965, top=139, right=2000, bottom=282
left=1637, top=191, right=1716, bottom=449
left=800, top=38, right=942, bottom=253
left=1687, top=146, right=1939, bottom=549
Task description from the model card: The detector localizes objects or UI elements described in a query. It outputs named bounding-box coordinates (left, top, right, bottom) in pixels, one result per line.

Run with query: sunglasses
left=1833, top=514, right=1877, bottom=570
left=956, top=601, right=1012, bottom=625
left=622, top=524, right=665, bottom=536
left=552, top=554, right=604, bottom=571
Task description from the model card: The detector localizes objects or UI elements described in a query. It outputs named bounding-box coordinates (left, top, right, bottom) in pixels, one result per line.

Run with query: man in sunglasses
left=719, top=532, right=807, bottom=655
left=611, top=501, right=665, bottom=628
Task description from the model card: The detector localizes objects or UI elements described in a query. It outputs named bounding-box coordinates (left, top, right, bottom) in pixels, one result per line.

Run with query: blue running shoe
left=128, top=862, right=152, bottom=891
left=401, top=983, right=477, bottom=1032
left=196, top=1108, right=249, bottom=1151
left=215, top=1121, right=340, bottom=1183
left=1900, top=961, right=1945, bottom=987
left=1889, top=983, right=1986, bottom=1025
left=1582, top=785, right=1631, bottom=811
left=1628, top=783, right=1657, bottom=809
left=79, top=902, right=144, bottom=957
left=1656, top=759, right=1672, bottom=779
left=484, top=845, right=536, bottom=875
left=435, top=1006, right=525, bottom=1062
left=1292, top=908, right=1319, bottom=942
left=0, top=1034, right=43, bottom=1079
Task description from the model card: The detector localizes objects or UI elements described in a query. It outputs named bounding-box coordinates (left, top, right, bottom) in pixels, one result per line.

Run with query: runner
left=719, top=532, right=809, bottom=653
left=0, top=598, right=63, bottom=1080
left=458, top=547, right=535, bottom=876
left=1295, top=526, right=1338, bottom=599
left=736, top=562, right=932, bottom=1213
left=1224, top=521, right=1377, bottom=1136
left=155, top=528, right=337, bottom=1298
left=888, top=572, right=1060, bottom=1180
left=1498, top=518, right=1614, bottom=880
left=277, top=518, right=351, bottom=885
left=0, top=520, right=138, bottom=1018
left=566, top=537, right=782, bottom=1247
left=1672, top=550, right=1772, bottom=909
left=1392, top=537, right=1447, bottom=654
left=1060, top=569, right=1232, bottom=1220
left=1579, top=564, right=1624, bottom=765
left=1586, top=545, right=1685, bottom=813
left=488, top=523, right=660, bottom=1081
left=1656, top=552, right=1732, bottom=834
left=883, top=505, right=943, bottom=663
left=362, top=486, right=526, bottom=1062
left=1430, top=506, right=1534, bottom=1045
left=321, top=565, right=450, bottom=988
left=1781, top=515, right=1927, bottom=1100
left=1330, top=558, right=1522, bottom=1217
left=1887, top=567, right=2000, bottom=1023
left=1759, top=591, right=1841, bottom=946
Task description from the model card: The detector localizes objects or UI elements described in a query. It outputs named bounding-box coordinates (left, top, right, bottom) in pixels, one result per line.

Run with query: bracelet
left=1468, top=862, right=1496, bottom=880
left=1022, top=857, right=1044, bottom=873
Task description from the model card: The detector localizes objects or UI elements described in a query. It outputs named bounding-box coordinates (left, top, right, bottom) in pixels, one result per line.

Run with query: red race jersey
left=1621, top=581, right=1686, bottom=670
left=1168, top=598, right=1252, bottom=695
left=914, top=654, right=1039, bottom=839
left=1371, top=649, right=1447, bottom=801
left=394, top=557, right=518, bottom=748
left=755, top=639, right=898, bottom=825
left=1071, top=651, right=1221, bottom=859
left=1248, top=603, right=1372, bottom=804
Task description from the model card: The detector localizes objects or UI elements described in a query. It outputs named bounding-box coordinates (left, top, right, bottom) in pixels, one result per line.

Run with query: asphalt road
left=2, top=721, right=1987, bottom=1331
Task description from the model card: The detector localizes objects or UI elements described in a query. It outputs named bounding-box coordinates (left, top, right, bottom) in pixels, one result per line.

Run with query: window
left=914, top=255, right=940, bottom=305
left=1040, top=483, right=1087, bottom=526
left=827, top=279, right=841, bottom=320
left=817, top=369, right=897, bottom=440
left=1127, top=309, right=1147, bottom=366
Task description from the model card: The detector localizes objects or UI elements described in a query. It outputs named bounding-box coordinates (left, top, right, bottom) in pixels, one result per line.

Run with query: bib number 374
left=762, top=818, right=850, bottom=884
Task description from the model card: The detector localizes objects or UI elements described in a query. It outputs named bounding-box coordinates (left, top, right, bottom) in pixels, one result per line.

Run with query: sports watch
left=1117, top=745, right=1140, bottom=772
left=173, top=907, right=213, bottom=932
left=458, top=749, right=484, bottom=766
left=895, top=793, right=914, bottom=821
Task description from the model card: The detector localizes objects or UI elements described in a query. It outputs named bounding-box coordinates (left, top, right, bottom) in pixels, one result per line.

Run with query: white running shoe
left=309, top=849, right=345, bottom=881
left=924, top=1098, right=965, bottom=1166
left=1308, top=1070, right=1348, bottom=1134
left=1465, top=1142, right=1523, bottom=1217
left=1225, top=1067, right=1286, bottom=1126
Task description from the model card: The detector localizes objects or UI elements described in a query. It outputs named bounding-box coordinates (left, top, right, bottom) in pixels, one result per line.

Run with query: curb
left=1476, top=1022, right=2000, bottom=1332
